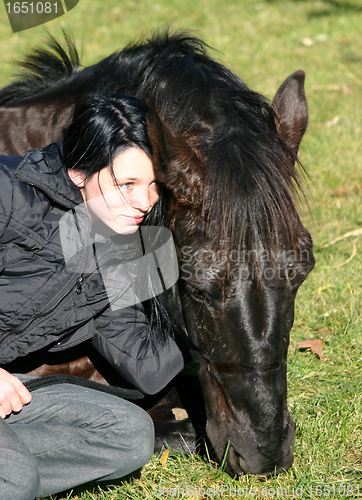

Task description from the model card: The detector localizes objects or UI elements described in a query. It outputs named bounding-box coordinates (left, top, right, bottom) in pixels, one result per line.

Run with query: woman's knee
left=0, top=454, right=40, bottom=500
left=106, top=403, right=155, bottom=477
left=131, top=406, right=155, bottom=462
left=119, top=403, right=154, bottom=461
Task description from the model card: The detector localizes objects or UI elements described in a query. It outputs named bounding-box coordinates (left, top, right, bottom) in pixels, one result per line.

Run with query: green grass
left=0, top=0, right=362, bottom=498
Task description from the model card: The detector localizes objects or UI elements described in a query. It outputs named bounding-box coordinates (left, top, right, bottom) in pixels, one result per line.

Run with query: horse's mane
left=0, top=31, right=80, bottom=105
left=0, top=29, right=210, bottom=106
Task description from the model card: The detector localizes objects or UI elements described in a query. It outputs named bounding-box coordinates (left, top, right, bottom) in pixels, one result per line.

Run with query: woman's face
left=69, top=147, right=160, bottom=234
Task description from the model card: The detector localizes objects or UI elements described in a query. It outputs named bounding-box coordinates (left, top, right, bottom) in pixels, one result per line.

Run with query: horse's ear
left=146, top=99, right=204, bottom=206
left=272, top=70, right=308, bottom=155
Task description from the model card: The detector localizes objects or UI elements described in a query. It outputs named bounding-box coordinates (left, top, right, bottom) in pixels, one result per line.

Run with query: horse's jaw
left=189, top=348, right=296, bottom=477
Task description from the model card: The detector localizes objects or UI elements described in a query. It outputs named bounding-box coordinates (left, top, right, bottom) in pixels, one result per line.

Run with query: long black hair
left=63, top=92, right=169, bottom=226
left=63, top=92, right=174, bottom=343
left=62, top=93, right=151, bottom=175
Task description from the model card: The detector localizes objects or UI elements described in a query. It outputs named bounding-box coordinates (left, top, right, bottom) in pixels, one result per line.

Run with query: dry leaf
left=332, top=187, right=347, bottom=197
left=326, top=115, right=340, bottom=128
left=331, top=183, right=360, bottom=198
left=171, top=407, right=189, bottom=421
left=297, top=339, right=323, bottom=359
left=160, top=449, right=169, bottom=468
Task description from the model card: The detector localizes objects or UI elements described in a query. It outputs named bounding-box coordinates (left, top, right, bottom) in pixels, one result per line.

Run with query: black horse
left=0, top=31, right=314, bottom=476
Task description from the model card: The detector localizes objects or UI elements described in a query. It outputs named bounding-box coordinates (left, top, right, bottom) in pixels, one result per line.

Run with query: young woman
left=0, top=94, right=186, bottom=500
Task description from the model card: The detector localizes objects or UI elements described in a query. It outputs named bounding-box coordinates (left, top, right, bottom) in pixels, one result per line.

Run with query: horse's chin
left=206, top=414, right=296, bottom=477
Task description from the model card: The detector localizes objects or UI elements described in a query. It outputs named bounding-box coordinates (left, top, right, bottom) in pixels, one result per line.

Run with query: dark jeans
left=0, top=375, right=154, bottom=500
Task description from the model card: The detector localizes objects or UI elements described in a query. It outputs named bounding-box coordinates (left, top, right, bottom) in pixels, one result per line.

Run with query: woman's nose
left=131, top=189, right=151, bottom=212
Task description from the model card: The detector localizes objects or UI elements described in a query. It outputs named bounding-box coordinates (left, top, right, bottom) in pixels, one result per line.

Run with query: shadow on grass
left=264, top=0, right=362, bottom=18
left=43, top=469, right=142, bottom=500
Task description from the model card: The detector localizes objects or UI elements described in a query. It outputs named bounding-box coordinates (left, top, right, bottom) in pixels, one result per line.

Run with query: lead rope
left=24, top=374, right=145, bottom=401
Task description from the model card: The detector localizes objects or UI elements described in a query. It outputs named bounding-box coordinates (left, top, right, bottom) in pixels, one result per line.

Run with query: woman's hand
left=0, top=368, right=32, bottom=418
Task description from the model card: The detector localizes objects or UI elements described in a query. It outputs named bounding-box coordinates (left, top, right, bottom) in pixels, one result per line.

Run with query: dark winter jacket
left=0, top=143, right=186, bottom=394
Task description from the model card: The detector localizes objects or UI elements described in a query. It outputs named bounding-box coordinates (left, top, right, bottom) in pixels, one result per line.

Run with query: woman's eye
left=120, top=182, right=132, bottom=189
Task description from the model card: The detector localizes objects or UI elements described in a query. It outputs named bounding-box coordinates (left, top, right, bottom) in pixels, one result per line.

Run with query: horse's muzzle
left=225, top=417, right=296, bottom=477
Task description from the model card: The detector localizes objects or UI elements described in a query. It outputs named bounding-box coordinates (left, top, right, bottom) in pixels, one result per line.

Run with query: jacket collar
left=14, top=142, right=84, bottom=208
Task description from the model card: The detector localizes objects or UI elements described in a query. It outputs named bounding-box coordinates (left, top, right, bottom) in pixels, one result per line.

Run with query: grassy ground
left=0, top=0, right=361, bottom=498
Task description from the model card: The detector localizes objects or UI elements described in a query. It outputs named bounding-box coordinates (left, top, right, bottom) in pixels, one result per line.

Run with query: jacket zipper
left=0, top=207, right=94, bottom=347
left=0, top=272, right=94, bottom=347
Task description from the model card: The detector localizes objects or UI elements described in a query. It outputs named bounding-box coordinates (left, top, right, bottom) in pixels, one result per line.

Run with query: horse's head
left=148, top=69, right=314, bottom=476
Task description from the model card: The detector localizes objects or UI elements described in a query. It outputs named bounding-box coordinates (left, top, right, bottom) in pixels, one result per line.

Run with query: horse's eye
left=185, top=283, right=207, bottom=302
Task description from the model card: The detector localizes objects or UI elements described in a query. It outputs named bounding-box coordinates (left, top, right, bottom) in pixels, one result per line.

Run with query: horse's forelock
left=205, top=134, right=303, bottom=248
left=169, top=94, right=306, bottom=272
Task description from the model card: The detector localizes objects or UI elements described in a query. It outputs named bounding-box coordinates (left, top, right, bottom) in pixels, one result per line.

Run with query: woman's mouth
left=119, top=214, right=145, bottom=224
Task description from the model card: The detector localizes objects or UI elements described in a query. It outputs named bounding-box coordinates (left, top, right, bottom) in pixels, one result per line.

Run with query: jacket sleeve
left=92, top=300, right=188, bottom=395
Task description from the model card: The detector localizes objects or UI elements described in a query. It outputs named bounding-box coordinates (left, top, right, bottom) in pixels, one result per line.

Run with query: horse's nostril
left=226, top=445, right=246, bottom=475
left=233, top=449, right=245, bottom=465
